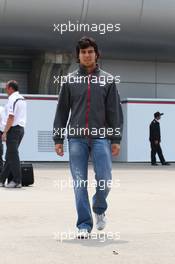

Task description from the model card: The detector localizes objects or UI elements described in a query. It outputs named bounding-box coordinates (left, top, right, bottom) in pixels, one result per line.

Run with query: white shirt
left=0, top=106, right=6, bottom=132
left=5, top=91, right=27, bottom=127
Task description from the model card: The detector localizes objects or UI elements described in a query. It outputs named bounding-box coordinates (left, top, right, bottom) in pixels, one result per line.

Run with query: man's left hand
left=111, top=144, right=120, bottom=156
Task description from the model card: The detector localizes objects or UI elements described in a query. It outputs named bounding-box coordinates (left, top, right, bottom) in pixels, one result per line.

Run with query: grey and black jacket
left=53, top=64, right=123, bottom=144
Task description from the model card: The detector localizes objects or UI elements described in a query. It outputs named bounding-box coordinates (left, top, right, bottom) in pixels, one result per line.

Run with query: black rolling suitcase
left=21, top=163, right=34, bottom=186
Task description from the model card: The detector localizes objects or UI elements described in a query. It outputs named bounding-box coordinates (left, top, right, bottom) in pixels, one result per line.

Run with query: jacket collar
left=78, top=64, right=100, bottom=75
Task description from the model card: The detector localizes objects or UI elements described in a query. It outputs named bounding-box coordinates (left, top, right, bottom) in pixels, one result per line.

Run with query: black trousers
left=0, top=126, right=24, bottom=184
left=0, top=131, right=3, bottom=173
left=150, top=141, right=165, bottom=164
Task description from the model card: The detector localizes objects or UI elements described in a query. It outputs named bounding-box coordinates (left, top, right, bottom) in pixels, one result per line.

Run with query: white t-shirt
left=0, top=106, right=6, bottom=132
left=5, top=91, right=27, bottom=127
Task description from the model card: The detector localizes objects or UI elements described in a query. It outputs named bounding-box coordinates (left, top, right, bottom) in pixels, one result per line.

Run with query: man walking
left=0, top=105, right=5, bottom=173
left=0, top=80, right=26, bottom=188
left=149, top=111, right=170, bottom=166
left=53, top=37, right=123, bottom=238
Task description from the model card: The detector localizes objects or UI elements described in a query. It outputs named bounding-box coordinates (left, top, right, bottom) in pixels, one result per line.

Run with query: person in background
left=0, top=105, right=5, bottom=173
left=149, top=111, right=170, bottom=166
left=0, top=80, right=27, bottom=188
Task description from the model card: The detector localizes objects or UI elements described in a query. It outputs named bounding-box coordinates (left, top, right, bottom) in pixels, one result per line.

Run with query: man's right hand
left=155, top=140, right=159, bottom=145
left=55, top=144, right=64, bottom=156
left=2, top=132, right=7, bottom=142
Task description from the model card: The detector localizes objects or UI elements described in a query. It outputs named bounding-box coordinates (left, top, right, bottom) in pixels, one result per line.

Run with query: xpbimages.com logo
left=53, top=21, right=121, bottom=35
left=53, top=230, right=120, bottom=242
left=53, top=126, right=121, bottom=138
left=53, top=74, right=120, bottom=87
left=53, top=178, right=120, bottom=191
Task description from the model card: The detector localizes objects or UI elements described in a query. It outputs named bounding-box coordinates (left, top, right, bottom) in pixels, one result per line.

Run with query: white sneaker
left=15, top=183, right=22, bottom=188
left=5, top=181, right=22, bottom=188
left=95, top=213, right=106, bottom=230
left=76, top=229, right=90, bottom=239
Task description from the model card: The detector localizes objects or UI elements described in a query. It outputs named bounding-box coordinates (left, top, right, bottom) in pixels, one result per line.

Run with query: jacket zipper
left=85, top=74, right=91, bottom=134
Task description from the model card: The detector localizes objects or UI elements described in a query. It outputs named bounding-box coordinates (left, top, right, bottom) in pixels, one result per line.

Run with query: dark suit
left=149, top=119, right=165, bottom=164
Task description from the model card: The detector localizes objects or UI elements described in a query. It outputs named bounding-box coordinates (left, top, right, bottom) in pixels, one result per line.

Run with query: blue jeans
left=68, top=138, right=112, bottom=232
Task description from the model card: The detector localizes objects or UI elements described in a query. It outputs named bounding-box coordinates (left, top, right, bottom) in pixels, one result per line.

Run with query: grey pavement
left=0, top=162, right=175, bottom=264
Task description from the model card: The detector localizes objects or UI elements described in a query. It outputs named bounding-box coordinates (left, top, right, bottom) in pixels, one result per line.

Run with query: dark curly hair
left=76, top=36, right=100, bottom=63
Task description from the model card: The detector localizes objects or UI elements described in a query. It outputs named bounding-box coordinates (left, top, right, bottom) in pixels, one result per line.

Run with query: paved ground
left=0, top=162, right=175, bottom=264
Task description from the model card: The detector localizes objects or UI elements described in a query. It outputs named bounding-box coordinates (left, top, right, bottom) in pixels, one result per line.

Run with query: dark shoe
left=151, top=163, right=158, bottom=166
left=162, top=162, right=170, bottom=166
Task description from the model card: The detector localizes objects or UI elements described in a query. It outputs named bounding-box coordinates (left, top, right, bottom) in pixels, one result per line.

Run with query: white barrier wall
left=0, top=94, right=69, bottom=161
left=118, top=98, right=175, bottom=162
left=1, top=95, right=174, bottom=162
